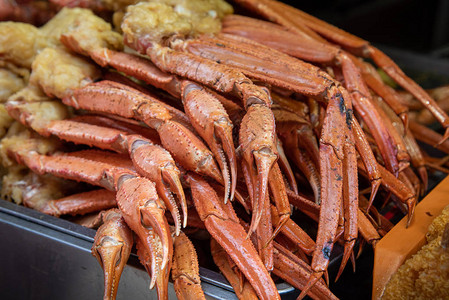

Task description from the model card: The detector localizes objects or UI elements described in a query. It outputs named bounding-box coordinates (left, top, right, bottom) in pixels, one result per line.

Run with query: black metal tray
left=0, top=199, right=297, bottom=299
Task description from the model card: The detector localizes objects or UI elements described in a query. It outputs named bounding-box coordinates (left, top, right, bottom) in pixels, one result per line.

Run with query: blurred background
left=281, top=0, right=449, bottom=58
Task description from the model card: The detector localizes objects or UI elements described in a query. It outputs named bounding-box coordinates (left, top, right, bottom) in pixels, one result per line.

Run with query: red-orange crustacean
left=0, top=0, right=442, bottom=299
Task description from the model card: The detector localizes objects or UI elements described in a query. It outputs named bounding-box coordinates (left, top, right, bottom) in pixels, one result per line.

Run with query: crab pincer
left=239, top=104, right=279, bottom=237
left=92, top=209, right=133, bottom=300
left=64, top=81, right=224, bottom=187
left=181, top=81, right=237, bottom=203
left=114, top=172, right=173, bottom=278
left=171, top=231, right=206, bottom=300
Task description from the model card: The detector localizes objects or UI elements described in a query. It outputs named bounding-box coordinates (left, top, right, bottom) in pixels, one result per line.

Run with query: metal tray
left=0, top=199, right=298, bottom=299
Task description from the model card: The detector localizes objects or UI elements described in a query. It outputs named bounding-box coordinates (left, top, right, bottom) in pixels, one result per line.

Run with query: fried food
left=383, top=205, right=449, bottom=299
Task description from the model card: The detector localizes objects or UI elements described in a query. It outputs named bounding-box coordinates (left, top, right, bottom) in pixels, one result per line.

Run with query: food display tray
left=0, top=199, right=299, bottom=299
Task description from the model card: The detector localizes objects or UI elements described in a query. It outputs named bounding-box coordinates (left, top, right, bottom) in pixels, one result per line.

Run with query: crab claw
left=240, top=104, right=278, bottom=236
left=186, top=173, right=280, bottom=300
left=129, top=137, right=186, bottom=235
left=136, top=236, right=170, bottom=299
left=114, top=173, right=173, bottom=276
left=171, top=231, right=206, bottom=300
left=91, top=209, right=133, bottom=300
left=181, top=81, right=237, bottom=203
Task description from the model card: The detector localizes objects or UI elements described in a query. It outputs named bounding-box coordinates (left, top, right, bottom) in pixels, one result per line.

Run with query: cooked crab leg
left=41, top=189, right=117, bottom=217
left=357, top=208, right=382, bottom=247
left=354, top=59, right=409, bottom=128
left=181, top=81, right=236, bottom=202
left=5, top=140, right=173, bottom=282
left=61, top=41, right=237, bottom=203
left=409, top=120, right=449, bottom=154
left=6, top=100, right=187, bottom=235
left=231, top=0, right=449, bottom=142
left=273, top=243, right=338, bottom=300
left=64, top=80, right=224, bottom=186
left=358, top=160, right=417, bottom=226
left=185, top=172, right=280, bottom=300
left=270, top=205, right=316, bottom=256
left=373, top=96, right=428, bottom=190
left=211, top=239, right=258, bottom=300
left=92, top=208, right=133, bottom=300
left=337, top=130, right=359, bottom=281
left=275, top=137, right=298, bottom=194
left=222, top=15, right=405, bottom=175
left=352, top=118, right=381, bottom=211
left=171, top=231, right=206, bottom=300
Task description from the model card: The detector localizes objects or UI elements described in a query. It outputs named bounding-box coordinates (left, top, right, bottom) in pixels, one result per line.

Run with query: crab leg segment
left=337, top=133, right=359, bottom=281
left=87, top=48, right=181, bottom=98
left=92, top=209, right=133, bottom=300
left=64, top=81, right=224, bottom=185
left=232, top=0, right=449, bottom=141
left=211, top=239, right=258, bottom=300
left=181, top=81, right=237, bottom=202
left=171, top=231, right=206, bottom=300
left=239, top=104, right=278, bottom=236
left=352, top=118, right=381, bottom=211
left=40, top=189, right=117, bottom=217
left=302, top=86, right=349, bottom=299
left=186, top=173, right=280, bottom=300
left=273, top=243, right=338, bottom=300
left=6, top=144, right=173, bottom=285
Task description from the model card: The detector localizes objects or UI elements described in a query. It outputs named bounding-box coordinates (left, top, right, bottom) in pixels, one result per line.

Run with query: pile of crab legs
left=1, top=0, right=448, bottom=299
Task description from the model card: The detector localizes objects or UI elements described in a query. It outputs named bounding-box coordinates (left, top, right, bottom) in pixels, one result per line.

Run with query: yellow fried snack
left=383, top=205, right=449, bottom=299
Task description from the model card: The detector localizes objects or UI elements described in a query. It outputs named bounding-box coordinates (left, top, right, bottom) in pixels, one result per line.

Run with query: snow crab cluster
left=0, top=0, right=447, bottom=299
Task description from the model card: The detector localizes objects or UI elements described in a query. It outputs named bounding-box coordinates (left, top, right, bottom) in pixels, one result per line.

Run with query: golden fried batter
left=0, top=104, right=13, bottom=138
left=7, top=100, right=70, bottom=134
left=383, top=205, right=449, bottom=299
left=42, top=8, right=123, bottom=55
left=0, top=68, right=26, bottom=102
left=30, top=48, right=101, bottom=99
left=0, top=22, right=47, bottom=68
left=1, top=165, right=79, bottom=210
left=122, top=0, right=233, bottom=45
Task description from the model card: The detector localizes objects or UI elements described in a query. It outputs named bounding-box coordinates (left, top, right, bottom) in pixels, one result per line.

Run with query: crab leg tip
left=417, top=166, right=428, bottom=193
left=297, top=271, right=324, bottom=300
left=438, top=127, right=449, bottom=145
left=406, top=199, right=417, bottom=228
left=215, top=123, right=237, bottom=202
left=161, top=167, right=187, bottom=230
left=400, top=113, right=409, bottom=134
left=366, top=179, right=381, bottom=212
left=149, top=276, right=157, bottom=290
left=139, top=208, right=172, bottom=272
left=266, top=214, right=290, bottom=247
left=335, top=239, right=356, bottom=282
